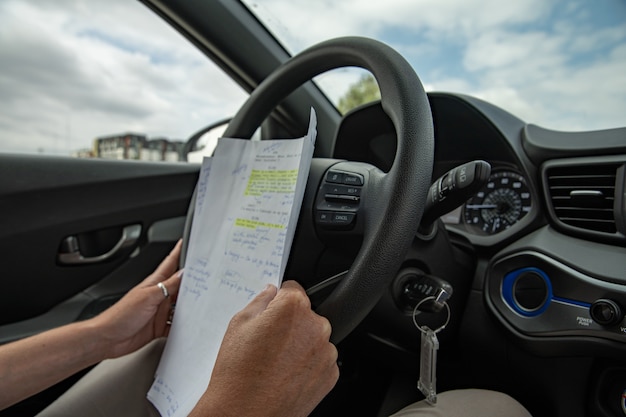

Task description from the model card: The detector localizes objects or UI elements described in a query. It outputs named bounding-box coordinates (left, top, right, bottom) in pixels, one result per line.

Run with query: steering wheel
left=182, top=37, right=434, bottom=343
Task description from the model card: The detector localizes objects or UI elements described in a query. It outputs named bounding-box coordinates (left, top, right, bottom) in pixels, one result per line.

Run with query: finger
left=155, top=239, right=182, bottom=276
left=238, top=284, right=278, bottom=319
left=161, top=269, right=183, bottom=300
left=153, top=274, right=180, bottom=335
left=316, top=314, right=333, bottom=340
left=154, top=298, right=173, bottom=337
left=280, top=280, right=305, bottom=292
left=147, top=270, right=182, bottom=308
left=275, top=280, right=311, bottom=309
left=144, top=240, right=183, bottom=285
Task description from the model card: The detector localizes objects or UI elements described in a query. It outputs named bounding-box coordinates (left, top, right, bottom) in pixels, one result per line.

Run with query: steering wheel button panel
left=316, top=168, right=367, bottom=231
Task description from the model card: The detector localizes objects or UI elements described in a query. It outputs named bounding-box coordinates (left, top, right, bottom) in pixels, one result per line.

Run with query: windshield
left=242, top=0, right=626, bottom=131
left=1, top=1, right=624, bottom=157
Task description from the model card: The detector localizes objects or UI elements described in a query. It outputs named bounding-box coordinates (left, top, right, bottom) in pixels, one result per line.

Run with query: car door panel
left=0, top=154, right=199, bottom=340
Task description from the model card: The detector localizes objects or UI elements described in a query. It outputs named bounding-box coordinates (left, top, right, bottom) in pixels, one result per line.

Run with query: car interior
left=1, top=1, right=625, bottom=417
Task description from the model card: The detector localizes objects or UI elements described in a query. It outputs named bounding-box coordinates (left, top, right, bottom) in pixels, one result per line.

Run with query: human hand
left=190, top=281, right=339, bottom=417
left=93, top=240, right=183, bottom=359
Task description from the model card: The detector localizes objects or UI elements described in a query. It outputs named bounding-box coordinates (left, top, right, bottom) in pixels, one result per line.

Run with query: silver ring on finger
left=157, top=282, right=170, bottom=299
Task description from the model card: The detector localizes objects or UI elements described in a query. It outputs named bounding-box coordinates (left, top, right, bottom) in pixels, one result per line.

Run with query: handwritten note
left=147, top=109, right=317, bottom=417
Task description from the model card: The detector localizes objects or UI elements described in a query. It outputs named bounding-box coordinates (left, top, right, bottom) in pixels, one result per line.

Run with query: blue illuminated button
left=502, top=268, right=552, bottom=317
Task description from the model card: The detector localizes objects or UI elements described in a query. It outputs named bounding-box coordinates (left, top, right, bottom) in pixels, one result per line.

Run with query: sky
left=1, top=0, right=625, bottom=156
left=247, top=0, right=626, bottom=131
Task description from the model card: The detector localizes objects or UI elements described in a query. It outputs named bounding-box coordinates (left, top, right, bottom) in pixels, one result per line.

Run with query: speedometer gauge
left=463, top=171, right=532, bottom=235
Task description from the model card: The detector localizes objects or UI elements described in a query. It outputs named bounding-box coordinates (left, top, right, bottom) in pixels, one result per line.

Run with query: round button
left=513, top=271, right=549, bottom=312
left=502, top=267, right=552, bottom=317
left=590, top=299, right=622, bottom=326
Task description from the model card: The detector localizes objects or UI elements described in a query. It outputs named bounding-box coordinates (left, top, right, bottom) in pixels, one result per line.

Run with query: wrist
left=190, top=386, right=240, bottom=417
left=83, top=314, right=119, bottom=361
left=44, top=319, right=112, bottom=368
left=191, top=382, right=277, bottom=417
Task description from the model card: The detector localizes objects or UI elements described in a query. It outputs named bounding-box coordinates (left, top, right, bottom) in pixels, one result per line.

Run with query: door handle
left=58, top=224, right=142, bottom=265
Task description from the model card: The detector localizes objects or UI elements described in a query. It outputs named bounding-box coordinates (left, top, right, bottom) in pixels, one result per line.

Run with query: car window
left=243, top=0, right=626, bottom=131
left=0, top=0, right=248, bottom=160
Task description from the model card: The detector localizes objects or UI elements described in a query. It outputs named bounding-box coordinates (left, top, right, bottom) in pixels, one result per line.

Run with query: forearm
left=0, top=242, right=181, bottom=411
left=0, top=319, right=110, bottom=410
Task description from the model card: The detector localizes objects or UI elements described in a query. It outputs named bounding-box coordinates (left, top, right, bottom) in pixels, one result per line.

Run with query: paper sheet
left=147, top=109, right=316, bottom=417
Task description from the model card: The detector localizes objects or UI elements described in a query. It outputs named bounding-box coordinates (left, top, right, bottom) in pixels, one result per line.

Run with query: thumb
left=240, top=284, right=278, bottom=318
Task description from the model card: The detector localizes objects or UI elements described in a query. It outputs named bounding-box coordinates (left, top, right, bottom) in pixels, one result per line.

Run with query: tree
left=337, top=74, right=381, bottom=114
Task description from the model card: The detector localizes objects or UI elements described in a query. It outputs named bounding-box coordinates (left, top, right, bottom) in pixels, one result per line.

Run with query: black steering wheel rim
left=182, top=36, right=434, bottom=343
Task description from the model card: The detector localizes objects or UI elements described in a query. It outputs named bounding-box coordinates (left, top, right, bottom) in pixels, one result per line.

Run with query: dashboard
left=333, top=92, right=626, bottom=248
left=333, top=92, right=546, bottom=247
left=331, top=92, right=626, bottom=364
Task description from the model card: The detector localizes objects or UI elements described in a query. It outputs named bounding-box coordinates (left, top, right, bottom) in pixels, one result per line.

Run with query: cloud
left=457, top=8, right=626, bottom=130
left=244, top=0, right=626, bottom=131
left=1, top=0, right=624, bottom=156
left=0, top=0, right=247, bottom=154
left=246, top=0, right=549, bottom=49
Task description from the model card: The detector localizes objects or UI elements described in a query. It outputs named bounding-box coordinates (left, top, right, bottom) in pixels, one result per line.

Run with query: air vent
left=546, top=164, right=618, bottom=234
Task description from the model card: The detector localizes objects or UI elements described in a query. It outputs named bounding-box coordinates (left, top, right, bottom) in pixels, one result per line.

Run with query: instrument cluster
left=441, top=169, right=533, bottom=236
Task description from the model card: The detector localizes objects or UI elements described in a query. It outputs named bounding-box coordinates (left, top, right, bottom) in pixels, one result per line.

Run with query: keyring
left=412, top=296, right=451, bottom=334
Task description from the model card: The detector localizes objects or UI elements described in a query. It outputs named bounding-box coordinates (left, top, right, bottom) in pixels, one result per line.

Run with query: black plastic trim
left=523, top=124, right=626, bottom=163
